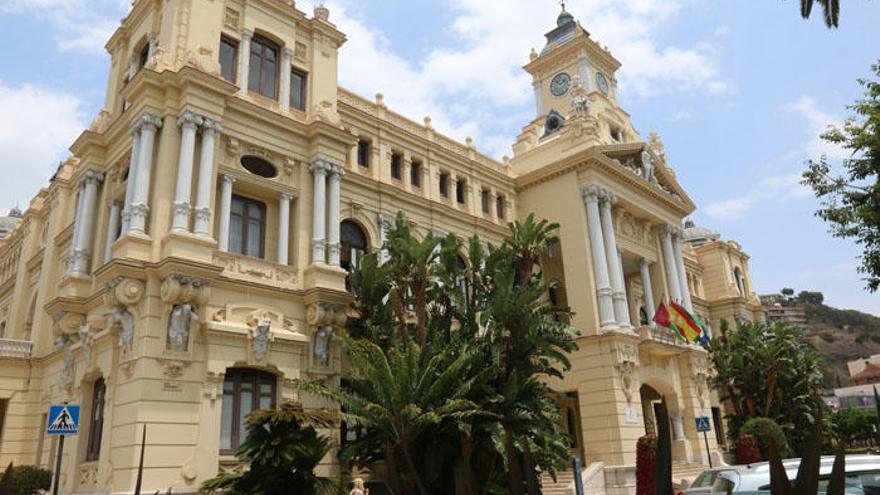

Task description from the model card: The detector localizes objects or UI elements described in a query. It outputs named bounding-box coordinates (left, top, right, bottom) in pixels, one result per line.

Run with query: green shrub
left=6, top=465, right=52, bottom=495
left=819, top=331, right=835, bottom=342
left=741, top=417, right=791, bottom=459
left=856, top=333, right=869, bottom=344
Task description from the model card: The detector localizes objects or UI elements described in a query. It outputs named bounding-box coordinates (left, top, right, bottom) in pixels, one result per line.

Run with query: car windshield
left=745, top=470, right=880, bottom=495
left=692, top=471, right=719, bottom=488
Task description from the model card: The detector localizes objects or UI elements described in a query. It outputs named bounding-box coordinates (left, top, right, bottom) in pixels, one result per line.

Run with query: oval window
left=240, top=155, right=278, bottom=178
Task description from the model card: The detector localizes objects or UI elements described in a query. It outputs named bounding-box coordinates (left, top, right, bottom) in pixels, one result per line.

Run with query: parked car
left=684, top=468, right=743, bottom=494
left=698, top=455, right=880, bottom=494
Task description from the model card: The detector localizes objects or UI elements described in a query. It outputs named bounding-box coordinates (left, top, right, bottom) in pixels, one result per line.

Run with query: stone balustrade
left=0, top=338, right=34, bottom=359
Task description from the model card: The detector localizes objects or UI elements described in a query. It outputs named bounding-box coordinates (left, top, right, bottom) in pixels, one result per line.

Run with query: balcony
left=0, top=338, right=34, bottom=359
left=638, top=325, right=685, bottom=357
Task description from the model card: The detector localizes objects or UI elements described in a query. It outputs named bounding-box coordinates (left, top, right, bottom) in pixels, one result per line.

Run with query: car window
left=692, top=471, right=718, bottom=488
left=710, top=476, right=736, bottom=494
left=817, top=470, right=880, bottom=495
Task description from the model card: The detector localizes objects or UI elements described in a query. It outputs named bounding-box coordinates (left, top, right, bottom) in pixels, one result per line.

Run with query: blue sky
left=0, top=0, right=878, bottom=314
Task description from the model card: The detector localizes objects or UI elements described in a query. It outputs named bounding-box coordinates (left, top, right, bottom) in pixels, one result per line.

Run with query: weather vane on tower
left=559, top=0, right=566, bottom=11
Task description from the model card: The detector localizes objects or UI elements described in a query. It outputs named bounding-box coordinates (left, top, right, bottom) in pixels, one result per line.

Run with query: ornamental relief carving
left=215, top=252, right=298, bottom=287
left=615, top=210, right=650, bottom=249
left=612, top=342, right=640, bottom=403
left=211, top=304, right=301, bottom=335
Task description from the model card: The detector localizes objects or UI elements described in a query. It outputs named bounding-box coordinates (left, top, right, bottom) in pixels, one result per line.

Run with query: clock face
left=550, top=72, right=571, bottom=97
left=596, top=72, right=610, bottom=95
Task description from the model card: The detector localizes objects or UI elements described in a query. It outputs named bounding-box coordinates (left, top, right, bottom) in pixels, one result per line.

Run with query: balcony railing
left=639, top=325, right=679, bottom=345
left=0, top=338, right=34, bottom=359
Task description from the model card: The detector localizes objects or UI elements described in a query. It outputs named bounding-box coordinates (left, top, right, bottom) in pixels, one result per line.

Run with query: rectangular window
left=439, top=173, right=449, bottom=198
left=290, top=70, right=307, bottom=111
left=229, top=195, right=266, bottom=259
left=0, top=400, right=7, bottom=450
left=496, top=194, right=506, bottom=219
left=219, top=37, right=238, bottom=83
left=86, top=378, right=106, bottom=462
left=248, top=36, right=279, bottom=99
left=357, top=140, right=370, bottom=167
left=456, top=179, right=465, bottom=204
left=390, top=153, right=402, bottom=180
left=220, top=369, right=276, bottom=453
left=410, top=160, right=421, bottom=187
left=481, top=189, right=490, bottom=214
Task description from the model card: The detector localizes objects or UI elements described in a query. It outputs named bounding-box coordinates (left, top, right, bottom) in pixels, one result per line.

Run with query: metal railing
left=0, top=338, right=34, bottom=359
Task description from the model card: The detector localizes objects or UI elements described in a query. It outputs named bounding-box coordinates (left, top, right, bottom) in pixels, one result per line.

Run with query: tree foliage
left=803, top=61, right=880, bottom=292
left=302, top=212, right=578, bottom=495
left=708, top=321, right=826, bottom=452
left=832, top=408, right=877, bottom=443
left=199, top=404, right=337, bottom=495
left=799, top=0, right=840, bottom=27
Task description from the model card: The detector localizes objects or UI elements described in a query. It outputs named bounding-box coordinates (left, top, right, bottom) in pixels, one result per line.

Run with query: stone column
left=217, top=175, right=236, bottom=252
left=277, top=193, right=292, bottom=265
left=378, top=212, right=393, bottom=265
left=581, top=185, right=615, bottom=330
left=69, top=171, right=104, bottom=275
left=280, top=48, right=294, bottom=111
left=659, top=225, right=682, bottom=303
left=672, top=413, right=686, bottom=441
left=103, top=200, right=122, bottom=263
left=238, top=30, right=253, bottom=96
left=309, top=161, right=329, bottom=265
left=193, top=118, right=221, bottom=238
left=128, top=112, right=163, bottom=235
left=171, top=110, right=203, bottom=233
left=672, top=232, right=693, bottom=311
left=69, top=182, right=87, bottom=260
left=532, top=78, right=542, bottom=116
left=640, top=258, right=656, bottom=328
left=327, top=164, right=344, bottom=267
left=120, top=123, right=142, bottom=235
left=617, top=247, right=632, bottom=326
left=598, top=191, right=630, bottom=327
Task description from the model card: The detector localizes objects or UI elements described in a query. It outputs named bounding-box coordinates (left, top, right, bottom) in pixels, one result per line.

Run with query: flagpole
left=134, top=424, right=146, bottom=495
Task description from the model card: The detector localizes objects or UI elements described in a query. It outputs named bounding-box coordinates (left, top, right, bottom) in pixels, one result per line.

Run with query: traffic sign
left=47, top=405, right=80, bottom=435
left=695, top=416, right=711, bottom=433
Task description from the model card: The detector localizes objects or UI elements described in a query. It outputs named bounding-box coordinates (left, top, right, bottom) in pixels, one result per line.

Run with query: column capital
left=330, top=163, right=345, bottom=178
left=283, top=47, right=295, bottom=59
left=201, top=117, right=222, bottom=134
left=599, top=189, right=617, bottom=206
left=221, top=174, right=236, bottom=186
left=177, top=110, right=204, bottom=128
left=658, top=224, right=681, bottom=238
left=135, top=112, right=163, bottom=132
left=309, top=159, right=332, bottom=175
left=79, top=169, right=105, bottom=188
left=580, top=183, right=604, bottom=203
left=241, top=29, right=254, bottom=41
left=279, top=191, right=294, bottom=202
left=640, top=257, right=650, bottom=269
left=107, top=198, right=122, bottom=209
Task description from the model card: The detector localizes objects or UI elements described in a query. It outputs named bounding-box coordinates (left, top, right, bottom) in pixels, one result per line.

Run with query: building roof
left=682, top=219, right=720, bottom=247
left=851, top=363, right=880, bottom=383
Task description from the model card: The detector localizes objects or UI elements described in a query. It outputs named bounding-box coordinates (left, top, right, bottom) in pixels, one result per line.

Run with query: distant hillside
left=763, top=289, right=880, bottom=387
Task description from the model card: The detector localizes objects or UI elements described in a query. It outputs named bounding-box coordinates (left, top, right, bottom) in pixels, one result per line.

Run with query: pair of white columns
left=121, top=112, right=163, bottom=236
left=581, top=184, right=631, bottom=330
left=214, top=175, right=294, bottom=265
left=170, top=110, right=221, bottom=236
left=68, top=170, right=105, bottom=275
left=659, top=225, right=693, bottom=311
left=309, top=160, right=344, bottom=266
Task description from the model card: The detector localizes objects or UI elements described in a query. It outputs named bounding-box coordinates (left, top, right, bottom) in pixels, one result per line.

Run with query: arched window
left=85, top=378, right=106, bottom=461
left=340, top=220, right=368, bottom=273
left=220, top=369, right=277, bottom=453
left=248, top=35, right=279, bottom=99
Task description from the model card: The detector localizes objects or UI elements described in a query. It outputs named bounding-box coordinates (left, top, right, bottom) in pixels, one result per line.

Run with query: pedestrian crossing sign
left=695, top=416, right=711, bottom=433
left=47, top=405, right=80, bottom=435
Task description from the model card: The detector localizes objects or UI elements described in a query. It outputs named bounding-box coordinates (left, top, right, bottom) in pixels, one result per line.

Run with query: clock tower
left=513, top=6, right=637, bottom=155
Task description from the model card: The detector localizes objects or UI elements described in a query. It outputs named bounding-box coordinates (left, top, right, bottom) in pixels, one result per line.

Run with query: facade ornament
left=160, top=274, right=212, bottom=306
left=53, top=311, right=86, bottom=337
left=306, top=302, right=348, bottom=328
left=647, top=131, right=667, bottom=166
left=313, top=326, right=333, bottom=367
left=57, top=335, right=75, bottom=391
left=110, top=306, right=135, bottom=355
left=247, top=311, right=273, bottom=362
left=167, top=303, right=198, bottom=352
left=570, top=75, right=591, bottom=119
left=314, top=4, right=330, bottom=21
left=640, top=150, right=657, bottom=183
left=78, top=324, right=93, bottom=367
left=612, top=342, right=640, bottom=403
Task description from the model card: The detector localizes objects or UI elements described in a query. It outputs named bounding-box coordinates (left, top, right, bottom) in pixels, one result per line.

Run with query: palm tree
left=300, top=337, right=488, bottom=495
left=199, top=403, right=337, bottom=495
left=800, top=0, right=840, bottom=28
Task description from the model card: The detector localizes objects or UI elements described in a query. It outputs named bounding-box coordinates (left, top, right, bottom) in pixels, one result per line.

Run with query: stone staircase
left=541, top=469, right=576, bottom=495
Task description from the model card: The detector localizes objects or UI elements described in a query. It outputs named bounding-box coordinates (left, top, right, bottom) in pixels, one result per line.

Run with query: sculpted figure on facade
left=110, top=306, right=135, bottom=355
left=78, top=324, right=92, bottom=366
left=313, top=326, right=333, bottom=366
left=251, top=315, right=272, bottom=361
left=168, top=303, right=198, bottom=352
left=570, top=76, right=591, bottom=120
left=640, top=150, right=656, bottom=183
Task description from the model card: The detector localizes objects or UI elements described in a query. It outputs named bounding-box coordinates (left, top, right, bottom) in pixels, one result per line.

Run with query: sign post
left=572, top=456, right=585, bottom=495
left=695, top=416, right=713, bottom=468
left=47, top=404, right=80, bottom=495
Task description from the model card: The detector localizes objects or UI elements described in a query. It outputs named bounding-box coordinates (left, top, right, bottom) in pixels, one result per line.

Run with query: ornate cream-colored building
left=0, top=2, right=764, bottom=494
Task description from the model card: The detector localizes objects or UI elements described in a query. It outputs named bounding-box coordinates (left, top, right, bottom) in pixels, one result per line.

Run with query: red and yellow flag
left=652, top=302, right=707, bottom=344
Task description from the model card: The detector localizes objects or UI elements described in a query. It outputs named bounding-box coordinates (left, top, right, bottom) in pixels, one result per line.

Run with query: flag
left=652, top=303, right=686, bottom=342
left=669, top=301, right=706, bottom=344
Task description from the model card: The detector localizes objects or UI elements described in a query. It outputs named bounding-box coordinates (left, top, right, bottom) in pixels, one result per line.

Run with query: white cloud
left=0, top=0, right=126, bottom=53
left=704, top=172, right=812, bottom=220
left=0, top=81, right=86, bottom=211
left=784, top=95, right=847, bottom=160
